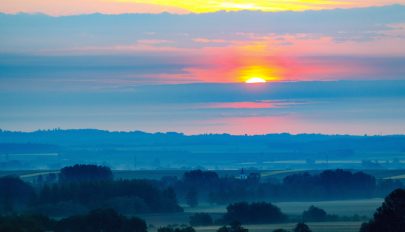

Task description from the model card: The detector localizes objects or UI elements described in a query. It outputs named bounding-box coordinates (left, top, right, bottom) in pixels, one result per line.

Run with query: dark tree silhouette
left=189, top=213, right=213, bottom=226
left=283, top=169, right=376, bottom=200
left=223, top=202, right=286, bottom=224
left=158, top=225, right=196, bottom=232
left=186, top=188, right=198, bottom=208
left=360, top=188, right=405, bottom=232
left=183, top=170, right=219, bottom=186
left=0, top=176, right=36, bottom=213
left=302, top=206, right=327, bottom=222
left=294, top=223, right=312, bottom=232
left=59, top=164, right=113, bottom=183
left=56, top=208, right=147, bottom=232
left=0, top=214, right=55, bottom=232
left=0, top=209, right=146, bottom=232
left=217, top=221, right=248, bottom=232
left=37, top=179, right=183, bottom=214
left=182, top=170, right=220, bottom=192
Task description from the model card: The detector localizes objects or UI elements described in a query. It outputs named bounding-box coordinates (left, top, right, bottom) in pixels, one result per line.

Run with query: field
left=141, top=213, right=363, bottom=232
left=183, top=198, right=382, bottom=217
left=3, top=169, right=405, bottom=183
left=139, top=198, right=383, bottom=232
left=194, top=222, right=363, bottom=232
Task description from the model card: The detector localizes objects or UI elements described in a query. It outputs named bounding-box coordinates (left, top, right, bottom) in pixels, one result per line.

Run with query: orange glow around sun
left=239, top=65, right=281, bottom=83
left=183, top=41, right=287, bottom=83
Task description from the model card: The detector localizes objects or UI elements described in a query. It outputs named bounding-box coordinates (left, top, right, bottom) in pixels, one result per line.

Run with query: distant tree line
left=282, top=170, right=376, bottom=200
left=188, top=202, right=364, bottom=228
left=59, top=164, right=113, bottom=183
left=158, top=225, right=195, bottom=232
left=0, top=165, right=182, bottom=216
left=0, top=208, right=147, bottom=232
left=36, top=179, right=182, bottom=215
left=165, top=169, right=403, bottom=204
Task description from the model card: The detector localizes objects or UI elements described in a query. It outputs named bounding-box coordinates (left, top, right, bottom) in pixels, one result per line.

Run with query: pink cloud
left=193, top=38, right=228, bottom=44
left=0, top=0, right=188, bottom=16
left=197, top=101, right=276, bottom=109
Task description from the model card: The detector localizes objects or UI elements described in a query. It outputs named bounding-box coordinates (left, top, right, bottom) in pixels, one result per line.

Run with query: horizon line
left=1, top=4, right=403, bottom=17
left=1, top=128, right=404, bottom=137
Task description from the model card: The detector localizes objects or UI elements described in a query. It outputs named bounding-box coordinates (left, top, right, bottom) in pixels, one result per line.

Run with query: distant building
left=235, top=168, right=248, bottom=180
left=235, top=169, right=261, bottom=182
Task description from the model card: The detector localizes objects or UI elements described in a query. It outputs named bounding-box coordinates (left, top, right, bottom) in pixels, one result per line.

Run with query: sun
left=245, top=77, right=267, bottom=84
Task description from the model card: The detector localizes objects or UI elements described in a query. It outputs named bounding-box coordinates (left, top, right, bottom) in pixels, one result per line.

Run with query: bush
left=189, top=213, right=213, bottom=226
left=223, top=202, right=287, bottom=224
left=294, top=223, right=312, bottom=232
left=217, top=221, right=248, bottom=232
left=302, top=206, right=327, bottom=222
left=158, top=225, right=196, bottom=232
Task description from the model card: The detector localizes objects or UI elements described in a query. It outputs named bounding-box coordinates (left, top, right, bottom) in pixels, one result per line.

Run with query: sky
left=0, top=1, right=405, bottom=134
left=1, top=0, right=404, bottom=15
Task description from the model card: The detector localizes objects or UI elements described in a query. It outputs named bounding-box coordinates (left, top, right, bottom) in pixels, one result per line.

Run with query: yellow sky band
left=117, top=0, right=357, bottom=12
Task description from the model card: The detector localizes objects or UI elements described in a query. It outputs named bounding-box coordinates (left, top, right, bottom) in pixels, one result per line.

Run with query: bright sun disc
left=245, top=77, right=267, bottom=84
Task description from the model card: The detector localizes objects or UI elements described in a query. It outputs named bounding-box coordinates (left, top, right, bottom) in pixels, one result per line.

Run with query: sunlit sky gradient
left=1, top=0, right=404, bottom=15
left=1, top=1, right=405, bottom=134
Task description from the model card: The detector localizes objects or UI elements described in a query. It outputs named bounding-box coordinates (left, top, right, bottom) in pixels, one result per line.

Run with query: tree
left=186, top=189, right=198, bottom=208
left=36, top=179, right=183, bottom=214
left=189, top=213, right=213, bottom=226
left=294, top=223, right=312, bottom=232
left=360, top=188, right=405, bottom=232
left=59, top=164, right=113, bottom=183
left=183, top=170, right=219, bottom=186
left=183, top=170, right=220, bottom=192
left=158, top=225, right=195, bottom=232
left=282, top=170, right=376, bottom=200
left=223, top=202, right=286, bottom=224
left=122, top=217, right=147, bottom=232
left=56, top=208, right=147, bottom=232
left=302, top=206, right=327, bottom=222
left=0, top=214, right=55, bottom=232
left=217, top=221, right=248, bottom=232
left=0, top=176, right=36, bottom=213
